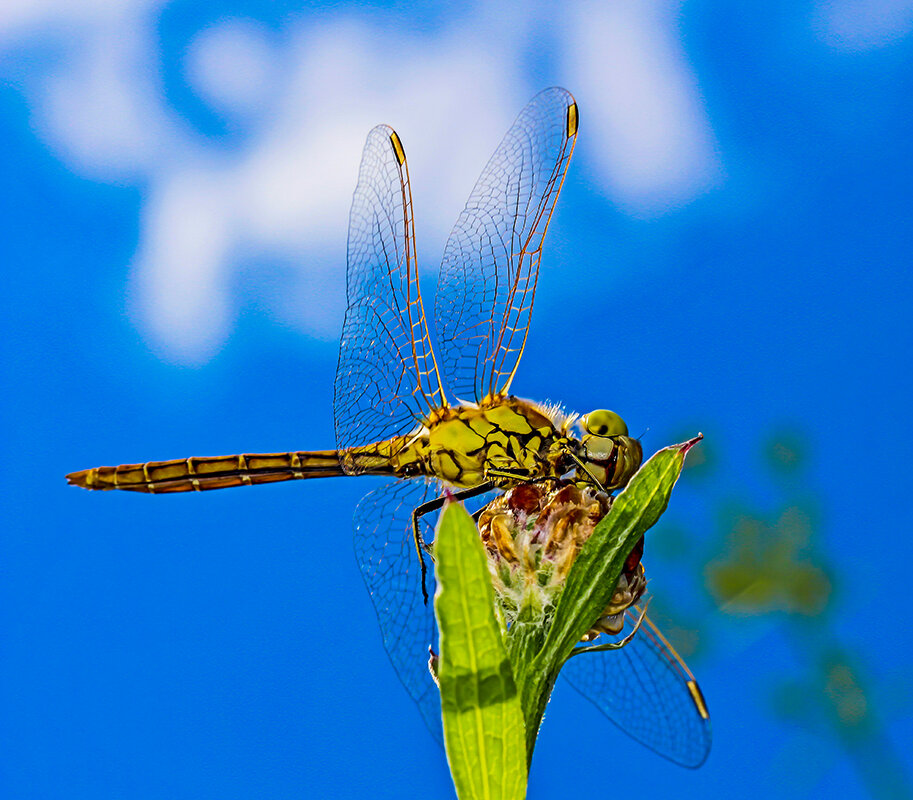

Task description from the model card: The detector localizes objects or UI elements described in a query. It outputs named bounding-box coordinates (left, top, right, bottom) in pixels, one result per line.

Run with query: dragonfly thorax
left=420, top=397, right=574, bottom=489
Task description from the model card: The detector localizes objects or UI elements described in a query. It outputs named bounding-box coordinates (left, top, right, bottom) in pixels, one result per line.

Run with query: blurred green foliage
left=648, top=426, right=911, bottom=799
left=705, top=503, right=831, bottom=616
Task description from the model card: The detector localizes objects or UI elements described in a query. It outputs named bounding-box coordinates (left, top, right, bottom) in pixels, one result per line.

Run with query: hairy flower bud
left=476, top=480, right=646, bottom=641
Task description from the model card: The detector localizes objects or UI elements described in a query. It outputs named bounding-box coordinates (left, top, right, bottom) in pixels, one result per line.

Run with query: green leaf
left=513, top=436, right=702, bottom=757
left=545, top=435, right=702, bottom=663
left=435, top=502, right=528, bottom=800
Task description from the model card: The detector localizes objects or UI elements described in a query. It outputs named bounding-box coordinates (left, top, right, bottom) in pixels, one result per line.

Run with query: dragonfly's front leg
left=411, top=481, right=496, bottom=603
left=559, top=445, right=607, bottom=492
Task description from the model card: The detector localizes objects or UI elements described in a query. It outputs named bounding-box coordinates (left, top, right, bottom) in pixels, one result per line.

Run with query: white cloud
left=131, top=168, right=234, bottom=362
left=130, top=19, right=520, bottom=362
left=2, top=0, right=720, bottom=363
left=0, top=0, right=161, bottom=40
left=36, top=19, right=185, bottom=183
left=814, top=0, right=913, bottom=50
left=185, top=20, right=277, bottom=119
left=564, top=0, right=722, bottom=216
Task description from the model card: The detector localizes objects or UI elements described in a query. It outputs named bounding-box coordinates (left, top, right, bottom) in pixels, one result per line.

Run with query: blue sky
left=2, top=1, right=912, bottom=798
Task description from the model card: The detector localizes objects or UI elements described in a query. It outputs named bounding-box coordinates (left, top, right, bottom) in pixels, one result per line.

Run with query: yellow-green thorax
left=424, top=397, right=570, bottom=488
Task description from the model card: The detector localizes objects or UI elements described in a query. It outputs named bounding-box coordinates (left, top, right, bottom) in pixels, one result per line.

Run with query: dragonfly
left=67, top=87, right=711, bottom=768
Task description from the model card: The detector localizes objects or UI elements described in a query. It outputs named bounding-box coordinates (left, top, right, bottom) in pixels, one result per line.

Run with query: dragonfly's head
left=574, top=409, right=643, bottom=491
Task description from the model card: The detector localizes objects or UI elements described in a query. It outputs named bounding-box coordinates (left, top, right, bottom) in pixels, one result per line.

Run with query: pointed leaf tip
left=680, top=433, right=704, bottom=456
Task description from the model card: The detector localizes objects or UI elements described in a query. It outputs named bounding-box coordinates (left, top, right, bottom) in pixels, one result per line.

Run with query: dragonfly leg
left=484, top=466, right=534, bottom=483
left=412, top=481, right=496, bottom=604
left=560, top=446, right=606, bottom=493
left=566, top=600, right=651, bottom=658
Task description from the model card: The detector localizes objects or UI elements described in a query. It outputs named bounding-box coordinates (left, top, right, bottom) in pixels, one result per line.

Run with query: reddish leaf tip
left=680, top=433, right=704, bottom=456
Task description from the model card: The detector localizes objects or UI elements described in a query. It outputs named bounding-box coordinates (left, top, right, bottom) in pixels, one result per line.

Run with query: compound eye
left=583, top=409, right=628, bottom=437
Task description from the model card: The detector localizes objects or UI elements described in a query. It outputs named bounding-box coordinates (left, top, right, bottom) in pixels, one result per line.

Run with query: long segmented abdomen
left=66, top=451, right=348, bottom=493
left=65, top=438, right=426, bottom=494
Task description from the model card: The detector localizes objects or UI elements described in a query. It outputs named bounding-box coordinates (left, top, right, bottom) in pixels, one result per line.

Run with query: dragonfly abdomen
left=66, top=451, right=346, bottom=494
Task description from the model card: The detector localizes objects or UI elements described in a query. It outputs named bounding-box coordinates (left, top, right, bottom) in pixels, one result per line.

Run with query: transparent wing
left=561, top=605, right=712, bottom=768
left=435, top=87, right=578, bottom=403
left=353, top=478, right=443, bottom=741
left=335, top=125, right=446, bottom=457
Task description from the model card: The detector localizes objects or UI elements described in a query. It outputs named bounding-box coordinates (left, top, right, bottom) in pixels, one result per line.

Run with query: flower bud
left=476, top=480, right=646, bottom=641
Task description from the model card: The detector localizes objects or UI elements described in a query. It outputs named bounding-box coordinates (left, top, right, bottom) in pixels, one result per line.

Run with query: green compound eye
left=583, top=409, right=628, bottom=437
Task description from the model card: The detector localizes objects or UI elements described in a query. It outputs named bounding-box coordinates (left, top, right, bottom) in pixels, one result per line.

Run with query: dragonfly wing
left=353, top=478, right=443, bottom=742
left=435, top=87, right=578, bottom=403
left=560, top=606, right=712, bottom=768
left=335, top=125, right=446, bottom=455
